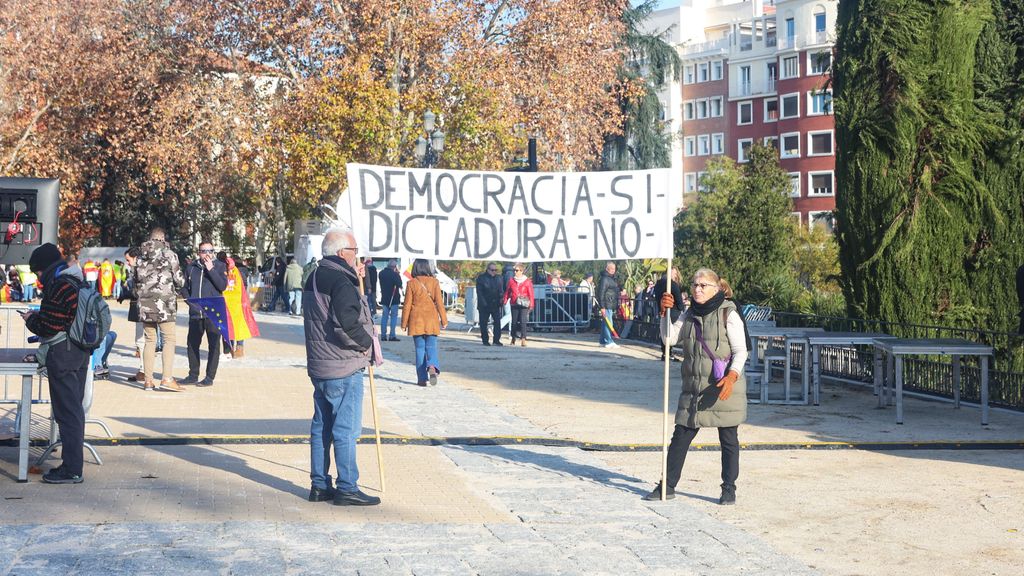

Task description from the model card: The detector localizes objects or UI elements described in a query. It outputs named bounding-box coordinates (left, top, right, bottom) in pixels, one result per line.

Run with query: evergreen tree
left=833, top=0, right=1024, bottom=333
left=603, top=0, right=682, bottom=170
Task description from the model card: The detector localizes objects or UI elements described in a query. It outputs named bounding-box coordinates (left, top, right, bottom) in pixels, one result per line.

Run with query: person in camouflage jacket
left=133, top=228, right=186, bottom=391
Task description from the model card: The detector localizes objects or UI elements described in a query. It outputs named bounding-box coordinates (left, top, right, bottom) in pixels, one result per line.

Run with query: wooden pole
left=661, top=257, right=672, bottom=500
left=358, top=272, right=386, bottom=494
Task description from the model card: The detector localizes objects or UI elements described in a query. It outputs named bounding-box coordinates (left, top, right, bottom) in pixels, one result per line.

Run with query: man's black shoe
left=42, top=466, right=83, bottom=484
left=719, top=487, right=736, bottom=505
left=642, top=483, right=674, bottom=501
left=179, top=376, right=200, bottom=385
left=197, top=378, right=214, bottom=387
left=493, top=341, right=504, bottom=347
left=308, top=486, right=335, bottom=502
left=388, top=336, right=400, bottom=342
left=482, top=341, right=491, bottom=346
left=333, top=490, right=381, bottom=506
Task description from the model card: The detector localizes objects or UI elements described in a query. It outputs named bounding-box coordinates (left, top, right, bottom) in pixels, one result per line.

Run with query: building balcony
left=683, top=37, right=730, bottom=56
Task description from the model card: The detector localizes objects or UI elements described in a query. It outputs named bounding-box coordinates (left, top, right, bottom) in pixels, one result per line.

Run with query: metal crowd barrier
left=0, top=305, right=49, bottom=435
left=528, top=285, right=592, bottom=333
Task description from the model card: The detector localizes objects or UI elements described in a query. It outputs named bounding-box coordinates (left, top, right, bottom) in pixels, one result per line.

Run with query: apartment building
left=647, top=0, right=838, bottom=229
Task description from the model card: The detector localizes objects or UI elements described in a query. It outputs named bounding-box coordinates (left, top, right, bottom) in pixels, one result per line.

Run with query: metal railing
left=528, top=285, right=592, bottom=333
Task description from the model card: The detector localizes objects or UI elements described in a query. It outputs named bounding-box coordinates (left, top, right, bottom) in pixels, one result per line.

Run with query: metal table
left=0, top=349, right=41, bottom=482
left=871, top=338, right=993, bottom=425
left=746, top=326, right=824, bottom=404
left=806, top=332, right=891, bottom=406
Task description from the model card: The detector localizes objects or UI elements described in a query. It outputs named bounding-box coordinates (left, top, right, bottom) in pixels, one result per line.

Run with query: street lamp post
left=414, top=110, right=445, bottom=169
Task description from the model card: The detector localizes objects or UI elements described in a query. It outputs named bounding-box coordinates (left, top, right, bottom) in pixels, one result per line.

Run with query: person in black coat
left=476, top=263, right=506, bottom=346
left=364, top=258, right=378, bottom=318
left=596, top=262, right=620, bottom=348
left=378, top=259, right=403, bottom=341
left=180, top=240, right=229, bottom=386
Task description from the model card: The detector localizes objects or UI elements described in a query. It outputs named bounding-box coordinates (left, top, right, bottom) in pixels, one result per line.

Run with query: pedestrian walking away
left=303, top=227, right=381, bottom=506
left=134, top=228, right=186, bottom=392
left=22, top=243, right=90, bottom=484
left=644, top=267, right=749, bottom=505
left=364, top=257, right=378, bottom=319
left=181, top=240, right=229, bottom=387
left=475, top=262, right=505, bottom=346
left=283, top=256, right=304, bottom=316
left=378, top=259, right=402, bottom=341
left=402, top=259, right=448, bottom=386
left=503, top=264, right=534, bottom=347
left=597, top=262, right=620, bottom=348
left=119, top=247, right=146, bottom=383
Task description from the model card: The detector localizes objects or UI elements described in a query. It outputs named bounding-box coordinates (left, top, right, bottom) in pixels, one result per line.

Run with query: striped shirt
left=26, top=277, right=79, bottom=338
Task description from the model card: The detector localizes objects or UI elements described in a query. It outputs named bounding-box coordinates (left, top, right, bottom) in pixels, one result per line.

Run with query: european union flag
left=187, top=297, right=231, bottom=338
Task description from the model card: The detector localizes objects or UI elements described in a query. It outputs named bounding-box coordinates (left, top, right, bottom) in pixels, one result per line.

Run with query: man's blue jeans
left=309, top=371, right=364, bottom=492
left=413, top=335, right=439, bottom=383
left=290, top=289, right=303, bottom=315
left=380, top=304, right=399, bottom=338
left=600, top=308, right=615, bottom=345
left=91, top=331, right=117, bottom=369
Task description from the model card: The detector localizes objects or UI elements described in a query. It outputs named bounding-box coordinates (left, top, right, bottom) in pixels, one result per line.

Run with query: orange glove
left=659, top=293, right=675, bottom=316
left=716, top=370, right=739, bottom=401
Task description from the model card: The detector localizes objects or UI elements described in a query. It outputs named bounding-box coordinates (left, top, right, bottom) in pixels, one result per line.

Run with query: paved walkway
left=0, top=305, right=821, bottom=575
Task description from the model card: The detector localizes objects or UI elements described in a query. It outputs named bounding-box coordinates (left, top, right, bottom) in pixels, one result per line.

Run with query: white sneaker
left=606, top=342, right=620, bottom=349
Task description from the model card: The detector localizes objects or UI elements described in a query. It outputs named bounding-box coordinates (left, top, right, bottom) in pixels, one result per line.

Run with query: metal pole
left=358, top=273, right=386, bottom=493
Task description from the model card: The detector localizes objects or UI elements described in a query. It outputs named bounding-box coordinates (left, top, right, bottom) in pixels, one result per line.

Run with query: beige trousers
left=143, top=321, right=176, bottom=381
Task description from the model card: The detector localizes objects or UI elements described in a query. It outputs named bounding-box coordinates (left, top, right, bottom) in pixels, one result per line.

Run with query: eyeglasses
left=514, top=268, right=522, bottom=272
left=340, top=247, right=358, bottom=252
left=691, top=282, right=716, bottom=290
left=487, top=268, right=498, bottom=272
left=199, top=249, right=215, bottom=254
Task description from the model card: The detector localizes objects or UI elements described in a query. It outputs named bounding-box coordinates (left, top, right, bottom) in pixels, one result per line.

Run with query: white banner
left=345, top=164, right=674, bottom=262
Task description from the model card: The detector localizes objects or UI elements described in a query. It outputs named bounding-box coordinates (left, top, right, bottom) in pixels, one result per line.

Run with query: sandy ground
left=389, top=320, right=1024, bottom=576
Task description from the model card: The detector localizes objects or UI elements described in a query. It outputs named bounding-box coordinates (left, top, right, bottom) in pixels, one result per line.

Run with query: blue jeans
left=290, top=289, right=303, bottom=315
left=380, top=304, right=399, bottom=338
left=309, top=372, right=364, bottom=492
left=22, top=284, right=35, bottom=301
left=91, top=331, right=117, bottom=369
left=413, top=335, right=440, bottom=383
left=600, top=308, right=615, bottom=345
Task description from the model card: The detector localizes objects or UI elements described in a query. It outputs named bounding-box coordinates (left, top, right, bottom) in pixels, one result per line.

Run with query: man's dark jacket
left=476, top=272, right=504, bottom=311
left=597, top=270, right=620, bottom=310
left=183, top=259, right=229, bottom=320
left=379, top=266, right=402, bottom=306
left=365, top=263, right=378, bottom=297
left=303, top=255, right=374, bottom=379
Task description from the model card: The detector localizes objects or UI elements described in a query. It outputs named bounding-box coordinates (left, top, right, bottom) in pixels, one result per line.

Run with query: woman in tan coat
left=402, top=259, right=448, bottom=386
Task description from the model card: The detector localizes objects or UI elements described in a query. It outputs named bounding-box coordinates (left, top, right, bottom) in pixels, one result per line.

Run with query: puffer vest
left=676, top=299, right=747, bottom=428
left=303, top=258, right=373, bottom=380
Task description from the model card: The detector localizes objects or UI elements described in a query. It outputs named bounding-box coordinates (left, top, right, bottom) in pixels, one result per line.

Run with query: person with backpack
left=21, top=243, right=93, bottom=483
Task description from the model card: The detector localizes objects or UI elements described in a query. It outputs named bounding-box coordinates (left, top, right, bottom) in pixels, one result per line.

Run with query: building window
left=698, top=134, right=710, bottom=156
left=697, top=171, right=708, bottom=192
left=685, top=172, right=697, bottom=193
left=696, top=99, right=708, bottom=119
left=764, top=136, right=779, bottom=153
left=698, top=62, right=709, bottom=82
left=810, top=51, right=831, bottom=75
left=809, top=90, right=833, bottom=115
left=785, top=17, right=795, bottom=44
left=809, top=210, right=835, bottom=232
left=712, top=133, right=724, bottom=154
left=710, top=96, right=723, bottom=118
left=788, top=172, right=801, bottom=197
left=781, top=132, right=800, bottom=158
left=814, top=9, right=827, bottom=33
left=809, top=171, right=834, bottom=196
left=737, top=138, right=753, bottom=163
left=684, top=136, right=696, bottom=157
left=684, top=101, right=694, bottom=121
left=766, top=62, right=778, bottom=92
left=764, top=98, right=779, bottom=122
left=684, top=64, right=694, bottom=84
left=739, top=65, right=751, bottom=95
left=808, top=130, right=834, bottom=156
left=781, top=93, right=800, bottom=119
left=782, top=56, right=799, bottom=79
left=711, top=60, right=723, bottom=81
left=737, top=101, right=753, bottom=125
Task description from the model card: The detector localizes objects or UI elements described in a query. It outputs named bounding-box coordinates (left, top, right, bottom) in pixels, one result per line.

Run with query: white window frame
left=696, top=99, right=708, bottom=119
left=808, top=170, right=835, bottom=196
left=684, top=100, right=694, bottom=121
left=684, top=136, right=696, bottom=157
left=808, top=210, right=835, bottom=232
left=808, top=50, right=831, bottom=75
left=696, top=171, right=708, bottom=192
left=711, top=60, right=723, bottom=81
left=685, top=172, right=698, bottom=193
left=788, top=172, right=801, bottom=198
left=808, top=130, right=834, bottom=156
left=781, top=55, right=799, bottom=80
left=684, top=64, right=695, bottom=84
left=737, top=101, right=753, bottom=125
left=698, top=62, right=709, bottom=82
left=712, top=132, right=725, bottom=155
left=764, top=98, right=779, bottom=123
left=781, top=131, right=801, bottom=158
left=807, top=89, right=833, bottom=116
left=780, top=92, right=800, bottom=120
left=697, top=134, right=710, bottom=156
left=710, top=96, right=723, bottom=118
left=737, top=138, right=753, bottom=163
left=763, top=135, right=779, bottom=153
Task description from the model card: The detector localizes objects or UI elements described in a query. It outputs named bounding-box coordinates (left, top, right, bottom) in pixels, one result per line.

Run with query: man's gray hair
left=322, top=227, right=354, bottom=256
left=388, top=259, right=398, bottom=268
